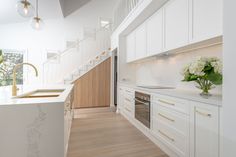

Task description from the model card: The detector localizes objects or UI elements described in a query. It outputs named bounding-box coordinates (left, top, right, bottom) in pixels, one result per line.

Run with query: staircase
left=42, top=24, right=112, bottom=84
left=63, top=50, right=111, bottom=84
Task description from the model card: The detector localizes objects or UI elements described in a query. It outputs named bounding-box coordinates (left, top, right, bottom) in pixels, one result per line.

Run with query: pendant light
left=16, top=0, right=34, bottom=18
left=31, top=0, right=44, bottom=30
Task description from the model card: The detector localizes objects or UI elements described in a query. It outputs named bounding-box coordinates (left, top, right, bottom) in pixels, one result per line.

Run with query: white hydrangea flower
left=189, top=58, right=206, bottom=76
left=181, top=63, right=190, bottom=75
left=211, top=60, right=222, bottom=74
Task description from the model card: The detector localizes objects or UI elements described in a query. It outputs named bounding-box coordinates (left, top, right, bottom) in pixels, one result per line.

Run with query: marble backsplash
left=135, top=44, right=223, bottom=94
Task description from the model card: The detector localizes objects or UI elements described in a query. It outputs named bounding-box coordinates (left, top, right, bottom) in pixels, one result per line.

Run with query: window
left=0, top=50, right=24, bottom=86
left=99, top=17, right=112, bottom=29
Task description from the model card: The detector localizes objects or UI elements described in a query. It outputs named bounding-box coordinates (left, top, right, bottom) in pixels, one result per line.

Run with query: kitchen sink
left=15, top=89, right=65, bottom=99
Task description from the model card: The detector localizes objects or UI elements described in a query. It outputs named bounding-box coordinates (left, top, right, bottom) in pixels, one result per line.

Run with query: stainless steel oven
left=135, top=91, right=150, bottom=128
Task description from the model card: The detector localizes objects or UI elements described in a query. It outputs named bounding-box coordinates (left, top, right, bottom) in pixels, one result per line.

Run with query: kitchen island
left=0, top=84, right=74, bottom=157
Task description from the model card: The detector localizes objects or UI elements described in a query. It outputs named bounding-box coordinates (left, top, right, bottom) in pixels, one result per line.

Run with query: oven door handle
left=134, top=98, right=149, bottom=106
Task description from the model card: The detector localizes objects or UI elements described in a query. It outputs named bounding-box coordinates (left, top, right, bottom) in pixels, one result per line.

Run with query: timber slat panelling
left=74, top=58, right=111, bottom=108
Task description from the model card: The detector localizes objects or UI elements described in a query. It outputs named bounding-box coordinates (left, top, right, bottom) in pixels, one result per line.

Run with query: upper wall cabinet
left=164, top=0, right=189, bottom=51
left=135, top=23, right=147, bottom=60
left=125, top=0, right=223, bottom=63
left=126, top=31, right=136, bottom=62
left=146, top=9, right=163, bottom=56
left=190, top=0, right=223, bottom=43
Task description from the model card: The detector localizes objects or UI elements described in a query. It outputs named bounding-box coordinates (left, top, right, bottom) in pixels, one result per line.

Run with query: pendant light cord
left=36, top=0, right=38, bottom=17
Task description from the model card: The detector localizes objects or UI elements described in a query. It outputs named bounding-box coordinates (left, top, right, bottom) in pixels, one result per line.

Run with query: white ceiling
left=0, top=0, right=63, bottom=24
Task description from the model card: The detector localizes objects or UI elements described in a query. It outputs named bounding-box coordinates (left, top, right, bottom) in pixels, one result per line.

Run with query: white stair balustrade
left=63, top=50, right=111, bottom=84
left=43, top=24, right=112, bottom=84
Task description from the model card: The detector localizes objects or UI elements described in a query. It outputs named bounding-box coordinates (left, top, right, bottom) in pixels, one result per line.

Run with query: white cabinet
left=190, top=103, right=219, bottom=157
left=117, top=87, right=124, bottom=112
left=152, top=94, right=190, bottom=157
left=124, top=0, right=222, bottom=62
left=164, top=0, right=189, bottom=51
left=118, top=85, right=221, bottom=157
left=191, top=0, right=223, bottom=43
left=126, top=31, right=136, bottom=62
left=146, top=9, right=163, bottom=56
left=122, top=88, right=135, bottom=118
left=135, top=23, right=147, bottom=59
left=118, top=86, right=135, bottom=118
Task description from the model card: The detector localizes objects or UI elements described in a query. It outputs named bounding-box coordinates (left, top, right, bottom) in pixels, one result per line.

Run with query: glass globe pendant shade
left=31, top=17, right=44, bottom=30
left=16, top=0, right=34, bottom=18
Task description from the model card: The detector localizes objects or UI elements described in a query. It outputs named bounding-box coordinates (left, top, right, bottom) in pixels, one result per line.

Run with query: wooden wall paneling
left=74, top=58, right=111, bottom=108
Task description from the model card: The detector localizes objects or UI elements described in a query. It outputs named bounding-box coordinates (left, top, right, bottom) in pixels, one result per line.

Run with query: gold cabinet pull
left=158, top=130, right=175, bottom=142
left=125, top=98, right=131, bottom=102
left=125, top=107, right=131, bottom=112
left=158, top=99, right=175, bottom=106
left=125, top=90, right=132, bottom=93
left=158, top=113, right=175, bottom=122
left=196, top=110, right=212, bottom=117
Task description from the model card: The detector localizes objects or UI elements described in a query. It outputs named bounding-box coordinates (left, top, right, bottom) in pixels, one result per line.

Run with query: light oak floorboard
left=67, top=108, right=168, bottom=157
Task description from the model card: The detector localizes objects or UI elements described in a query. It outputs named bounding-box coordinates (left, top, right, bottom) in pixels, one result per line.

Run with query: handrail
left=42, top=23, right=112, bottom=84
left=43, top=23, right=112, bottom=65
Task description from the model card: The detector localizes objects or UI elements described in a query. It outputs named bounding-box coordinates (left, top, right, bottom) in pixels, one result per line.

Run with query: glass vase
left=195, top=79, right=213, bottom=98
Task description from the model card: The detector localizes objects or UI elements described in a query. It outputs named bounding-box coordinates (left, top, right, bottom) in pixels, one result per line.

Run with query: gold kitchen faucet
left=12, top=63, right=38, bottom=96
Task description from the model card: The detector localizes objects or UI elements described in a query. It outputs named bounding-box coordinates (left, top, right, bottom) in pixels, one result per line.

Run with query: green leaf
left=0, top=50, right=3, bottom=64
left=189, top=75, right=198, bottom=81
left=208, top=72, right=222, bottom=85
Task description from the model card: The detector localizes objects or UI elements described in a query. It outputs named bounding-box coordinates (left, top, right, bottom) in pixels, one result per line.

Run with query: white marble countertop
left=0, top=84, right=74, bottom=106
left=119, top=82, right=222, bottom=107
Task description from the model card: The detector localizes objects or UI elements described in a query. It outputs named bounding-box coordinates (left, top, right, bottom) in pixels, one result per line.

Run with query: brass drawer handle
left=125, top=98, right=131, bottom=102
left=158, top=130, right=175, bottom=142
left=125, top=107, right=131, bottom=112
left=125, top=90, right=132, bottom=93
left=196, top=110, right=212, bottom=117
left=158, top=113, right=175, bottom=122
left=158, top=99, right=175, bottom=106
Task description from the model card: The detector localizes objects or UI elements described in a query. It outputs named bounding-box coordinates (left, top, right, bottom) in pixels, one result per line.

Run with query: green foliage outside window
left=0, top=49, right=24, bottom=86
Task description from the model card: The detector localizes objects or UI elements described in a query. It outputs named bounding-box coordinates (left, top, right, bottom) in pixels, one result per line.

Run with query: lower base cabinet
left=190, top=103, right=219, bottom=157
left=152, top=94, right=190, bottom=157
left=117, top=85, right=220, bottom=157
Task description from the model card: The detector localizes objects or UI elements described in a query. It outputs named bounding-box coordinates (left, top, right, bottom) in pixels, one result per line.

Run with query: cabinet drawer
left=153, top=95, right=190, bottom=115
left=124, top=87, right=134, bottom=96
left=153, top=118, right=188, bottom=156
left=153, top=104, right=189, bottom=135
left=123, top=104, right=134, bottom=118
left=124, top=95, right=133, bottom=104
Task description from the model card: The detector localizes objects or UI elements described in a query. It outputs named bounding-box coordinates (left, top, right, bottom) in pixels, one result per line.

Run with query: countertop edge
left=118, top=82, right=222, bottom=107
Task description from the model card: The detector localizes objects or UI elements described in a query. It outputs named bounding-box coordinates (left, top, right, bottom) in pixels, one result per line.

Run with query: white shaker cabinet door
left=147, top=9, right=163, bottom=56
left=126, top=31, right=136, bottom=62
left=164, top=0, right=189, bottom=51
left=135, top=23, right=147, bottom=60
left=191, top=0, right=223, bottom=43
left=191, top=104, right=219, bottom=157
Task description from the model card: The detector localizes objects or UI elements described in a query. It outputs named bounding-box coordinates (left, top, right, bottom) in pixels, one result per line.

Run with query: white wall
left=0, top=0, right=117, bottom=84
left=221, top=0, right=236, bottom=156
left=119, top=44, right=222, bottom=94
left=135, top=44, right=222, bottom=94
left=0, top=19, right=66, bottom=85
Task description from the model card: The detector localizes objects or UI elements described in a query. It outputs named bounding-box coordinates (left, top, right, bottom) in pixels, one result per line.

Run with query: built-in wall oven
left=135, top=91, right=150, bottom=128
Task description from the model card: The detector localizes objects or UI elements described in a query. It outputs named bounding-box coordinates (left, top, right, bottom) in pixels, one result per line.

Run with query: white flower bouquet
left=182, top=57, right=222, bottom=96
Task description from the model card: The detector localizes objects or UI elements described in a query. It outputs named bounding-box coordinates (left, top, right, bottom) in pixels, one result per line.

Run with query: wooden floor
left=67, top=108, right=168, bottom=157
